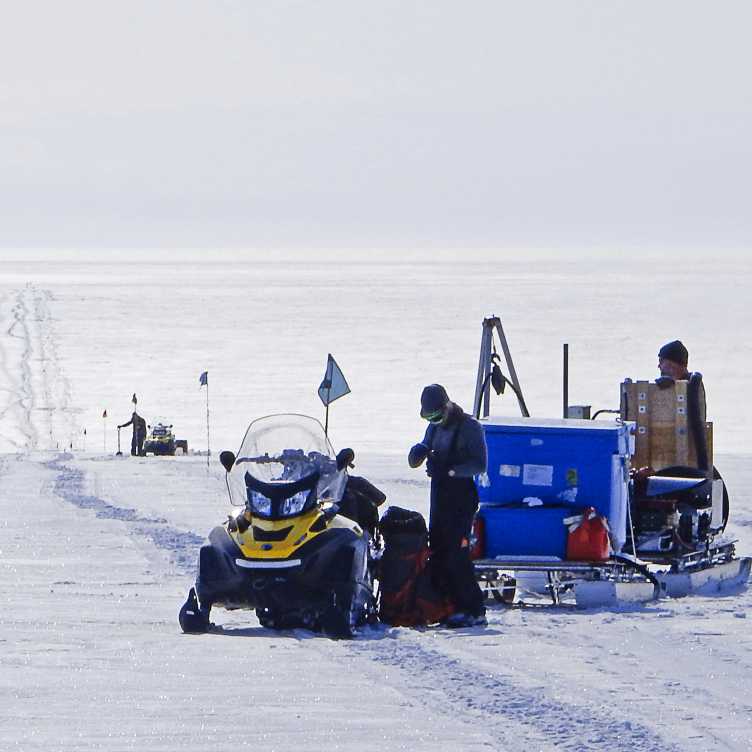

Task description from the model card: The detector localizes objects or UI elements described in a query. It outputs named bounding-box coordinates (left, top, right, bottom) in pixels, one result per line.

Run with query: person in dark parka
left=408, top=384, right=488, bottom=628
left=118, top=411, right=147, bottom=456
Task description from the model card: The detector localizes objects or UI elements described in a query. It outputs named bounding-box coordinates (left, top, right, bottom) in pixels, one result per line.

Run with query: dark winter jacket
left=120, top=414, right=147, bottom=436
left=408, top=403, right=487, bottom=479
left=407, top=404, right=488, bottom=617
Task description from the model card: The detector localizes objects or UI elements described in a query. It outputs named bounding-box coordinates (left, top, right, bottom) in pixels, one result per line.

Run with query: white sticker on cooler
left=522, top=463, right=554, bottom=486
left=499, top=464, right=521, bottom=478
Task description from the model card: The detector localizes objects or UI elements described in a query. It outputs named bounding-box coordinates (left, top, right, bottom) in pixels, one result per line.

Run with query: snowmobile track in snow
left=0, top=286, right=76, bottom=452
left=46, top=455, right=205, bottom=574
left=0, top=290, right=32, bottom=449
left=345, top=634, right=681, bottom=752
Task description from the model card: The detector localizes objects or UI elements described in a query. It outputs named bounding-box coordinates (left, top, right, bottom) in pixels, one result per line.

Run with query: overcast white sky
left=1, top=1, right=750, bottom=250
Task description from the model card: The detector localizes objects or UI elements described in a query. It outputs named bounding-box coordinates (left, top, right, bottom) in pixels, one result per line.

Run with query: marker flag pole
left=317, top=354, right=350, bottom=437
left=102, top=409, right=108, bottom=452
left=199, top=372, right=210, bottom=467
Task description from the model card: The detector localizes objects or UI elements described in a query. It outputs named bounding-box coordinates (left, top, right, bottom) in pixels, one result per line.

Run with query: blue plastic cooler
left=476, top=417, right=633, bottom=556
left=482, top=505, right=572, bottom=557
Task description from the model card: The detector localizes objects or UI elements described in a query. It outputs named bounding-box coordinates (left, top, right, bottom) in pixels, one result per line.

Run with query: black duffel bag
left=378, top=507, right=452, bottom=626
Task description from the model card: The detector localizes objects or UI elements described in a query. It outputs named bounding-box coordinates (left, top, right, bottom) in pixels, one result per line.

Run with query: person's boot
left=178, top=588, right=212, bottom=633
left=470, top=611, right=488, bottom=627
left=444, top=610, right=487, bottom=628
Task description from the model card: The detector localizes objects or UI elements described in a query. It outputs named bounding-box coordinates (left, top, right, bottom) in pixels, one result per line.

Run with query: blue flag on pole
left=199, top=371, right=208, bottom=387
left=318, top=355, right=350, bottom=406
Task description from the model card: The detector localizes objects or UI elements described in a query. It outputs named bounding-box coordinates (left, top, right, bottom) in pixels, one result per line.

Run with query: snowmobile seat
left=648, top=466, right=713, bottom=509
left=338, top=475, right=386, bottom=537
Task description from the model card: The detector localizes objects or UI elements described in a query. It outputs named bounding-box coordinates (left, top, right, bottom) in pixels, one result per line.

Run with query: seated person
left=657, top=339, right=690, bottom=382
left=654, top=339, right=710, bottom=473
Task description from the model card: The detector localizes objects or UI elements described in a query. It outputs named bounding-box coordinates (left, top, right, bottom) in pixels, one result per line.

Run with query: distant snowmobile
left=179, top=414, right=377, bottom=638
left=143, top=419, right=188, bottom=456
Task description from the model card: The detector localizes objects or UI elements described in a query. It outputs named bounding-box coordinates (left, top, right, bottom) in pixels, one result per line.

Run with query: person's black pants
left=131, top=432, right=146, bottom=456
left=429, top=477, right=485, bottom=617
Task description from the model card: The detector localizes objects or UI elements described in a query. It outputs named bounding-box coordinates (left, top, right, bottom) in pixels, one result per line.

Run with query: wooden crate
left=620, top=379, right=712, bottom=474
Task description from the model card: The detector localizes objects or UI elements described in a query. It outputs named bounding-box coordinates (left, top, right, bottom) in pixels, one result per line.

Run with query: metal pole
left=206, top=379, right=210, bottom=468
left=103, top=417, right=107, bottom=452
left=473, top=319, right=492, bottom=419
left=324, top=382, right=331, bottom=436
left=563, top=343, right=569, bottom=419
left=494, top=318, right=530, bottom=417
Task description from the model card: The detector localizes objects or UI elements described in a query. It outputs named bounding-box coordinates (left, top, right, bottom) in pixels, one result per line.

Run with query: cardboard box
left=620, top=379, right=712, bottom=473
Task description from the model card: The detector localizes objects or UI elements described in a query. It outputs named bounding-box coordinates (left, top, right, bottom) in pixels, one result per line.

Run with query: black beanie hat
left=420, top=384, right=450, bottom=418
left=658, top=340, right=688, bottom=367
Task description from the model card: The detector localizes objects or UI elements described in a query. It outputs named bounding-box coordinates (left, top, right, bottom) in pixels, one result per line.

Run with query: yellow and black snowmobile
left=179, top=414, right=375, bottom=638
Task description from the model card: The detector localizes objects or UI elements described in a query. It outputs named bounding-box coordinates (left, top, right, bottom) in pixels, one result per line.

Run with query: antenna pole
left=205, top=379, right=210, bottom=468
left=563, top=343, right=569, bottom=419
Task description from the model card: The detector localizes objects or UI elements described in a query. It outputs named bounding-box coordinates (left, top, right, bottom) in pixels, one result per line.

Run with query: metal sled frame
left=474, top=536, right=751, bottom=607
left=475, top=554, right=661, bottom=607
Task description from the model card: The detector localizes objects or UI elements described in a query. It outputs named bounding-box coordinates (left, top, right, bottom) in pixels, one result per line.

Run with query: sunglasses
left=423, top=409, right=445, bottom=424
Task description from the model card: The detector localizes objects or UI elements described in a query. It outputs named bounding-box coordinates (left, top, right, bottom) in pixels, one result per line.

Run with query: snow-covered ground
left=1, top=249, right=751, bottom=751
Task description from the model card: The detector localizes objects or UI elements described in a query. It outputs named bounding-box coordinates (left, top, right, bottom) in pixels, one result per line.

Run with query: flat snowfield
left=1, top=249, right=751, bottom=751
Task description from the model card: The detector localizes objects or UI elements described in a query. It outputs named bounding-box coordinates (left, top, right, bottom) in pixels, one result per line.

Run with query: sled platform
left=474, top=555, right=661, bottom=607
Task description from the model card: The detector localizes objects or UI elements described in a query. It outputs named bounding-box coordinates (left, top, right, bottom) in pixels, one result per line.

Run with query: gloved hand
left=426, top=451, right=448, bottom=478
left=408, top=442, right=430, bottom=468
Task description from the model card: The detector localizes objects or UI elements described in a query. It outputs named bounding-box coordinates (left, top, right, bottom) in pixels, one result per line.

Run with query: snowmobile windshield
left=227, top=414, right=346, bottom=518
left=150, top=418, right=171, bottom=436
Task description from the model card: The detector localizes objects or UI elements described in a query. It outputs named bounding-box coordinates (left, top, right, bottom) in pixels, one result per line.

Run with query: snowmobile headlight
left=248, top=490, right=272, bottom=517
left=280, top=490, right=311, bottom=517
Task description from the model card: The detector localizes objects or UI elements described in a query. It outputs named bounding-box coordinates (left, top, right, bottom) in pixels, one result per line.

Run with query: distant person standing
left=118, top=411, right=147, bottom=456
